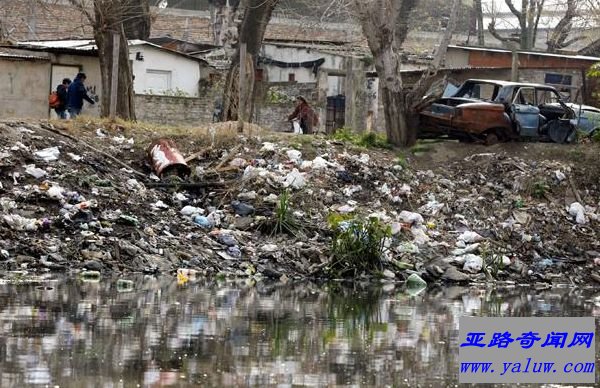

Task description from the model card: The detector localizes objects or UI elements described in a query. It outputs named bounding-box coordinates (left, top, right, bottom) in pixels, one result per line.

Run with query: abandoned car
left=419, top=79, right=576, bottom=144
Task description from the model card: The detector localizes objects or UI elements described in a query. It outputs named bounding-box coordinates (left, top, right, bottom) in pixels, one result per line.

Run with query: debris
left=147, top=138, right=191, bottom=178
left=399, top=211, right=424, bottom=226
left=462, top=254, right=484, bottom=273
left=25, top=165, right=47, bottom=179
left=458, top=231, right=484, bottom=243
left=406, top=273, right=427, bottom=289
left=286, top=150, right=302, bottom=163
left=34, top=146, right=60, bottom=162
left=442, top=267, right=471, bottom=282
left=181, top=206, right=205, bottom=217
left=568, top=202, right=587, bottom=224
left=282, top=169, right=306, bottom=190
left=231, top=201, right=255, bottom=216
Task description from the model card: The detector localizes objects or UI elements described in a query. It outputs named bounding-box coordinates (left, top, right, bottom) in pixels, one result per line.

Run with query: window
left=536, top=89, right=561, bottom=105
left=545, top=73, right=572, bottom=86
left=288, top=73, right=295, bottom=82
left=513, top=87, right=536, bottom=105
left=454, top=82, right=499, bottom=101
left=146, top=69, right=172, bottom=93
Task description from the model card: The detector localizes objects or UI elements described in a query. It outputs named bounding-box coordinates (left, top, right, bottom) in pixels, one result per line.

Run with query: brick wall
left=135, top=94, right=215, bottom=125
left=135, top=82, right=320, bottom=129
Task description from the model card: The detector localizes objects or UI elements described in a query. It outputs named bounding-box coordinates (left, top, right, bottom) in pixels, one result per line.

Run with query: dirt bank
left=0, top=119, right=598, bottom=287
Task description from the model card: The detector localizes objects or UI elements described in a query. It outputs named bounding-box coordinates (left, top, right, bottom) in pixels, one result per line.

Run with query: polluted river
left=1, top=276, right=599, bottom=387
left=1, top=120, right=599, bottom=386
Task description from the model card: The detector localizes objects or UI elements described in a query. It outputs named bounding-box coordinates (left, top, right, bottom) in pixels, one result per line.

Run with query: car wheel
left=485, top=132, right=499, bottom=146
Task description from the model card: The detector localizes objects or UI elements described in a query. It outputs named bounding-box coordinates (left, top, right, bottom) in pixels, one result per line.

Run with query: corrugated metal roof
left=0, top=52, right=49, bottom=61
left=17, top=39, right=208, bottom=65
left=448, top=45, right=600, bottom=62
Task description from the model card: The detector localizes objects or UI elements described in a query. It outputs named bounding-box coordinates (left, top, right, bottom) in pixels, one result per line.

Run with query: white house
left=17, top=39, right=208, bottom=98
left=128, top=40, right=207, bottom=97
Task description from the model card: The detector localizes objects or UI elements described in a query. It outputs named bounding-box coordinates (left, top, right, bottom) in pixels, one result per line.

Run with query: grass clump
left=258, top=189, right=303, bottom=237
left=326, top=213, right=391, bottom=277
left=331, top=127, right=391, bottom=149
left=531, top=180, right=549, bottom=199
left=395, top=152, right=409, bottom=168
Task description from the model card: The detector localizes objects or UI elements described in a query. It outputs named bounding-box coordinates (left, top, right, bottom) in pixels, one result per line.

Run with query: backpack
left=49, top=91, right=60, bottom=109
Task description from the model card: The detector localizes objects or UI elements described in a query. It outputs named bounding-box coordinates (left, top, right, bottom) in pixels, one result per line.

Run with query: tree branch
left=488, top=18, right=521, bottom=44
left=505, top=0, right=523, bottom=19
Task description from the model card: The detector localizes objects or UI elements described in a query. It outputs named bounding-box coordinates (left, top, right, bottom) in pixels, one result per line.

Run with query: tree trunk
left=70, top=0, right=150, bottom=120
left=355, top=0, right=458, bottom=147
left=222, top=0, right=279, bottom=122
left=474, top=0, right=484, bottom=46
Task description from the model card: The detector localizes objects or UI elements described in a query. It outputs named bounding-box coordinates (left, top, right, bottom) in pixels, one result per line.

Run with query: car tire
left=485, top=132, right=499, bottom=146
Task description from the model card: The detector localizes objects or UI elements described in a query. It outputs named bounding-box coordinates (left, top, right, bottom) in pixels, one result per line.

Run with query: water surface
left=0, top=276, right=598, bottom=387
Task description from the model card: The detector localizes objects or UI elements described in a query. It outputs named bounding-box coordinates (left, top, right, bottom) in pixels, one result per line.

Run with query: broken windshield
left=453, top=82, right=500, bottom=101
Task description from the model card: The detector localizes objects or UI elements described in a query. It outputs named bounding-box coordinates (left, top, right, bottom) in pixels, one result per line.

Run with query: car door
left=511, top=87, right=540, bottom=137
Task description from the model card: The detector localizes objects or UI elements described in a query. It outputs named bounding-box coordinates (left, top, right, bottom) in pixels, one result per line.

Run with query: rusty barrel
left=147, top=138, right=191, bottom=178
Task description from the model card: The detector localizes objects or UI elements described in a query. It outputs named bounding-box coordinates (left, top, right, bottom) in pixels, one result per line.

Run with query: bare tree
left=351, top=0, right=460, bottom=146
left=221, top=0, right=280, bottom=123
left=487, top=0, right=586, bottom=51
left=546, top=0, right=585, bottom=52
left=68, top=0, right=151, bottom=120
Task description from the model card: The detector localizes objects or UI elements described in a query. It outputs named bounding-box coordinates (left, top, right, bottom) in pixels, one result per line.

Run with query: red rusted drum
left=147, top=138, right=191, bottom=178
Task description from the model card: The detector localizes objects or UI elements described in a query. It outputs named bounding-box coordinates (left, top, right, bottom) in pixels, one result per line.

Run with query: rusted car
left=419, top=79, right=576, bottom=144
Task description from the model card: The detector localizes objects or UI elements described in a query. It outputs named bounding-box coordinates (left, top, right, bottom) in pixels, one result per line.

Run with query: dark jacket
left=55, top=84, right=69, bottom=111
left=288, top=102, right=319, bottom=134
left=67, top=78, right=94, bottom=110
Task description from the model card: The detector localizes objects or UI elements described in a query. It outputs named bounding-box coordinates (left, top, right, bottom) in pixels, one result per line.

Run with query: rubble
left=0, top=119, right=598, bottom=286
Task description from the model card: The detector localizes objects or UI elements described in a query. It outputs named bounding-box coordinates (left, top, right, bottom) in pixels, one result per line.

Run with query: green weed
left=326, top=213, right=391, bottom=277
left=532, top=180, right=549, bottom=199
left=258, top=189, right=303, bottom=237
left=331, top=128, right=391, bottom=149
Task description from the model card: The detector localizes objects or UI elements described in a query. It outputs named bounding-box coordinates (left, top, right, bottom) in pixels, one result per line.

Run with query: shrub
left=327, top=213, right=391, bottom=277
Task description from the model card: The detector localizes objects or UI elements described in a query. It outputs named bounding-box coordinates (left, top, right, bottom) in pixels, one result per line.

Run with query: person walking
left=287, top=96, right=319, bottom=134
left=67, top=72, right=95, bottom=118
left=54, top=78, right=71, bottom=119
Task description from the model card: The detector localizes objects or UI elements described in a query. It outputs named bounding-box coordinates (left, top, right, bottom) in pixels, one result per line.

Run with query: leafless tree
left=487, top=0, right=586, bottom=52
left=351, top=0, right=460, bottom=146
left=68, top=0, right=151, bottom=120
left=221, top=0, right=280, bottom=123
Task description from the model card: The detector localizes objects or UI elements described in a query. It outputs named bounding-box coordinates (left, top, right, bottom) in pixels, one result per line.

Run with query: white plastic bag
left=292, top=119, right=302, bottom=134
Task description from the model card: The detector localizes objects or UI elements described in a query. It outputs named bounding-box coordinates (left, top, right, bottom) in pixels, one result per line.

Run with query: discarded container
left=147, top=139, right=191, bottom=178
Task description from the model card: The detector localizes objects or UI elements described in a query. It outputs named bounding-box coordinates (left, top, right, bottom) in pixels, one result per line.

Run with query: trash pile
left=0, top=120, right=598, bottom=286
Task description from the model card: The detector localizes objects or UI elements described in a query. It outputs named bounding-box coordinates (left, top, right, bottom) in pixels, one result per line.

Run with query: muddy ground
left=0, top=118, right=598, bottom=287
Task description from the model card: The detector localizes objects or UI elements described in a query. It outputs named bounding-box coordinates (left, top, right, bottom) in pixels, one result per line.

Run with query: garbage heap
left=0, top=120, right=598, bottom=286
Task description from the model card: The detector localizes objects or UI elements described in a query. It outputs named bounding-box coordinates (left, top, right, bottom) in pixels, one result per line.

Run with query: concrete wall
left=130, top=45, right=202, bottom=97
left=261, top=44, right=347, bottom=96
left=0, top=58, right=50, bottom=119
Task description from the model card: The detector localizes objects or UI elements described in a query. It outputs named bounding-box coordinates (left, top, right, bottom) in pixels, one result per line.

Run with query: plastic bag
left=292, top=120, right=302, bottom=134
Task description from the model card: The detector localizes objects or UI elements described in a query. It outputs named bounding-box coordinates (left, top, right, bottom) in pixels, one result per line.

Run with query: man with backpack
left=50, top=78, right=71, bottom=119
left=67, top=72, right=95, bottom=118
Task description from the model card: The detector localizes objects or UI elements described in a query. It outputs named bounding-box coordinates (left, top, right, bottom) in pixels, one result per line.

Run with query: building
left=0, top=39, right=210, bottom=120
left=0, top=45, right=101, bottom=120
left=443, top=45, right=600, bottom=102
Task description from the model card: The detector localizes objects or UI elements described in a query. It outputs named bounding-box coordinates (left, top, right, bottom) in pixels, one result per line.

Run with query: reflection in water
left=0, top=277, right=597, bottom=387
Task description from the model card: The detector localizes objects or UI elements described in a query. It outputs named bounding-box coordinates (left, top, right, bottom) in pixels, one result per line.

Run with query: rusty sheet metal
left=147, top=139, right=191, bottom=178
